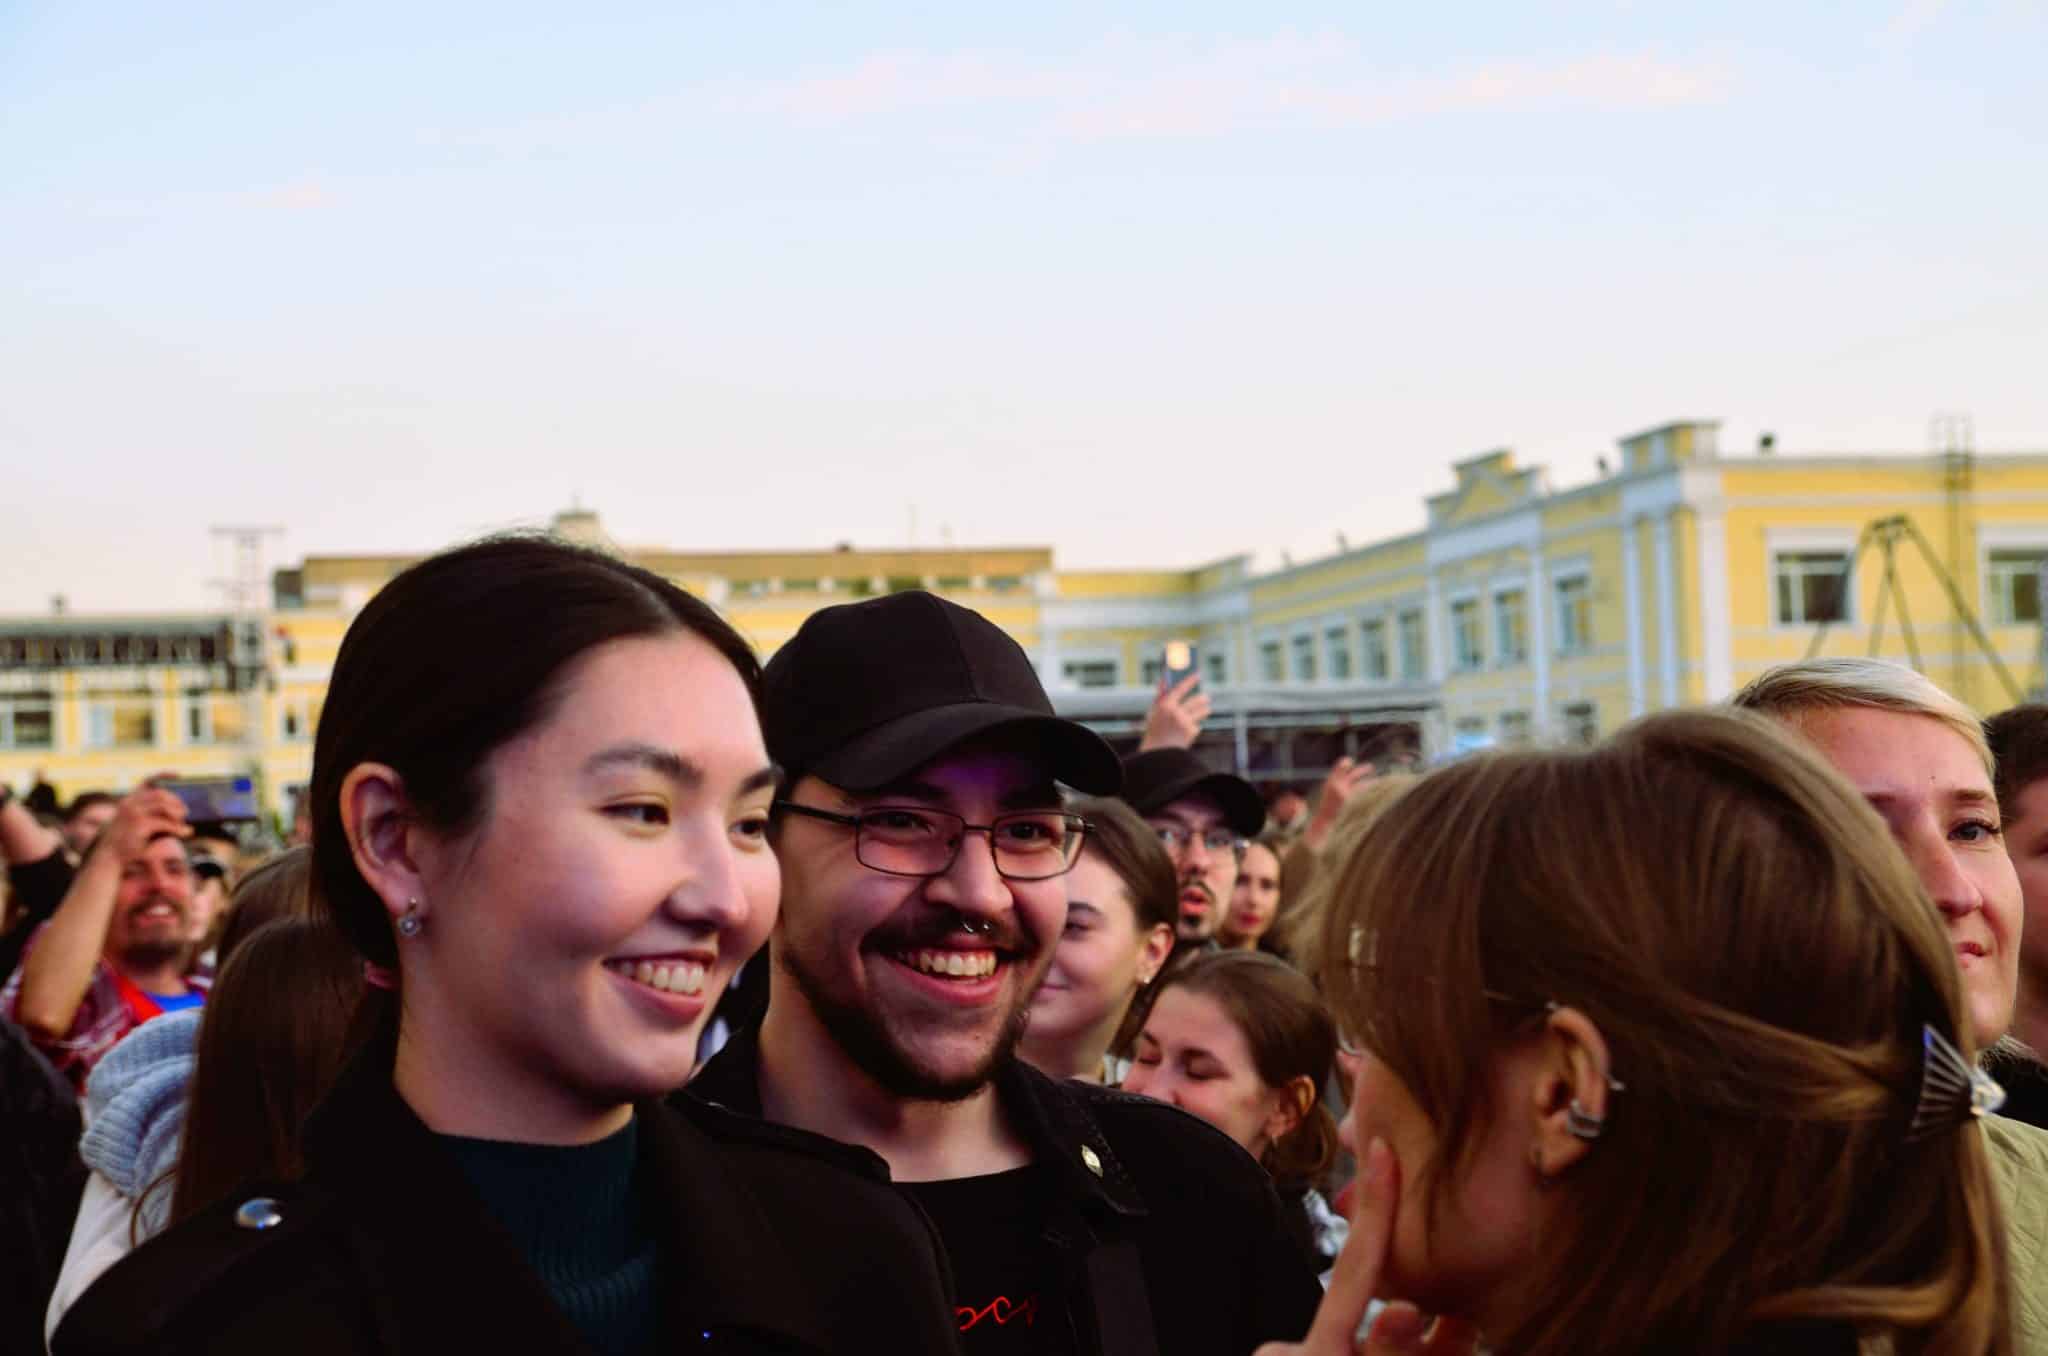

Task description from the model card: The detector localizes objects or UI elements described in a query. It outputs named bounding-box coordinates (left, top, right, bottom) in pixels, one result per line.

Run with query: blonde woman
left=1737, top=657, right=2048, bottom=1351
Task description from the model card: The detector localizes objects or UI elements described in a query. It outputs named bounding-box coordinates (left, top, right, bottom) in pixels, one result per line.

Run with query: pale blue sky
left=4, top=1, right=2044, bottom=611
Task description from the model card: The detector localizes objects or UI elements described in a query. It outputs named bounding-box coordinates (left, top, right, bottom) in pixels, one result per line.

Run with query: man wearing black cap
left=1117, top=748, right=1265, bottom=950
left=688, top=592, right=1322, bottom=1356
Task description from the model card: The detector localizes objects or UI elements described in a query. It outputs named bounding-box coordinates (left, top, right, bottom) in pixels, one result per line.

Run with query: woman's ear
left=1529, top=1004, right=1616, bottom=1180
left=1134, top=922, right=1176, bottom=987
left=1261, top=1073, right=1316, bottom=1153
left=339, top=762, right=432, bottom=927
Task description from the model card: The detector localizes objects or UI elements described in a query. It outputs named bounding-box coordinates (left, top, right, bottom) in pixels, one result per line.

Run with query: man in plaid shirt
left=3, top=783, right=210, bottom=1092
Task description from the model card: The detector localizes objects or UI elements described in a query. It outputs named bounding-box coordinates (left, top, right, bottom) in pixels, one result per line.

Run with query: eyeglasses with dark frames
left=1148, top=823, right=1244, bottom=858
left=773, top=801, right=1092, bottom=881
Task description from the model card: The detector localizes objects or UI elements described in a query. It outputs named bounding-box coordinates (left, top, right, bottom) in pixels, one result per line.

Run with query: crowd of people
left=3, top=532, right=2048, bottom=1354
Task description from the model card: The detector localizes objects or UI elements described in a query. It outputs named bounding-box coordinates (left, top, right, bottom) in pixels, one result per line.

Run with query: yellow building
left=7, top=420, right=2047, bottom=816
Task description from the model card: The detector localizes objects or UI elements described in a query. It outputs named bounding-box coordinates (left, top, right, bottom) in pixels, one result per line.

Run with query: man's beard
left=122, top=937, right=190, bottom=970
left=118, top=896, right=192, bottom=973
left=777, top=936, right=1037, bottom=1104
left=1176, top=878, right=1218, bottom=941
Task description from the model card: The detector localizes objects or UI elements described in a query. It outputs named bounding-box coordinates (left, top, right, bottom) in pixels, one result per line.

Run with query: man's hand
left=1138, top=674, right=1212, bottom=752
left=99, top=779, right=190, bottom=863
left=1301, top=757, right=1375, bottom=852
left=11, top=777, right=187, bottom=1044
left=1254, top=1139, right=1479, bottom=1356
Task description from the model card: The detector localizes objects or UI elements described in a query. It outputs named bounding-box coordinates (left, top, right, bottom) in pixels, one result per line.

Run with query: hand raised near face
left=99, top=777, right=190, bottom=864
left=1252, top=1139, right=1480, bottom=1356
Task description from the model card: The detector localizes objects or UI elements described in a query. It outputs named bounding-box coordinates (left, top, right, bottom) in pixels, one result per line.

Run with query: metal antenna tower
left=1931, top=413, right=1976, bottom=702
left=1802, top=513, right=2022, bottom=707
left=207, top=526, right=285, bottom=757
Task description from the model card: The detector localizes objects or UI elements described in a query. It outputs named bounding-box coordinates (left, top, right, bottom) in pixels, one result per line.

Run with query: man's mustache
left=866, top=910, right=1034, bottom=956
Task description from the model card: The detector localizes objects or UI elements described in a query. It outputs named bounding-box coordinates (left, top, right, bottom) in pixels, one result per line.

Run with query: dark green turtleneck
left=439, top=1115, right=660, bottom=1356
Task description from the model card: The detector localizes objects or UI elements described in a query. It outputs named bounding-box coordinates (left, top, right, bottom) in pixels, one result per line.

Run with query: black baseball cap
left=761, top=591, right=1122, bottom=795
left=1119, top=749, right=1265, bottom=837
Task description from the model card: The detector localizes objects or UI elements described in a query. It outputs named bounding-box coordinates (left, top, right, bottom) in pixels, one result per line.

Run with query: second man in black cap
left=1117, top=747, right=1266, bottom=956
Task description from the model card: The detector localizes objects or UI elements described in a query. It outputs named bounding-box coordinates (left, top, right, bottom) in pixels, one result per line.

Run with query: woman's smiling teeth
left=609, top=958, right=708, bottom=996
left=903, top=949, right=998, bottom=979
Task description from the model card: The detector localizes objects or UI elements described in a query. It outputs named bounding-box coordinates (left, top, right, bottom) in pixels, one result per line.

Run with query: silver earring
left=1565, top=1099, right=1604, bottom=1141
left=397, top=899, right=423, bottom=938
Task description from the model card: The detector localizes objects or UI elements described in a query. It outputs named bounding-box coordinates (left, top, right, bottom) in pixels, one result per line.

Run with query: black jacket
left=689, top=1025, right=1324, bottom=1356
left=1, top=1015, right=84, bottom=1356
left=51, top=1040, right=963, bottom=1356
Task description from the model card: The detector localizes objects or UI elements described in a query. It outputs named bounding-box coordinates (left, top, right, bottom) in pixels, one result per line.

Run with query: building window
left=935, top=575, right=972, bottom=592
left=987, top=575, right=1024, bottom=593
left=86, top=697, right=155, bottom=749
left=184, top=694, right=248, bottom=745
left=1987, top=549, right=2048, bottom=625
left=1500, top=711, right=1532, bottom=748
left=0, top=694, right=55, bottom=749
left=1555, top=575, right=1593, bottom=655
left=1773, top=551, right=1853, bottom=626
left=1062, top=659, right=1118, bottom=689
left=1450, top=599, right=1484, bottom=673
left=885, top=575, right=923, bottom=594
left=1204, top=651, right=1227, bottom=685
left=279, top=697, right=322, bottom=742
left=1260, top=642, right=1284, bottom=682
left=782, top=578, right=820, bottom=593
left=1291, top=634, right=1318, bottom=682
left=1140, top=658, right=1164, bottom=688
left=1324, top=627, right=1352, bottom=680
left=1397, top=610, right=1426, bottom=681
left=1493, top=589, right=1528, bottom=665
left=1359, top=619, right=1389, bottom=681
left=1562, top=702, right=1598, bottom=747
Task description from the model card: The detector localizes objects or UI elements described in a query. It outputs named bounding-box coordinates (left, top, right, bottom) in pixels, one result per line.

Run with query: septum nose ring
left=958, top=916, right=994, bottom=936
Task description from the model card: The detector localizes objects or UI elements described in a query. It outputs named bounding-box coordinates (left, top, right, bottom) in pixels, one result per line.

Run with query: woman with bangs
left=54, top=536, right=959, bottom=1356
left=1261, top=709, right=2012, bottom=1356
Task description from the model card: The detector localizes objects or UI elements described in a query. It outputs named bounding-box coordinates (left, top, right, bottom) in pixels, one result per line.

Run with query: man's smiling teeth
left=903, top=949, right=998, bottom=979
left=608, top=959, right=707, bottom=996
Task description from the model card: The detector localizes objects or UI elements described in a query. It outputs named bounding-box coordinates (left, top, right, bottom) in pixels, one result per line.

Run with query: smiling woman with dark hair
left=52, top=535, right=959, bottom=1356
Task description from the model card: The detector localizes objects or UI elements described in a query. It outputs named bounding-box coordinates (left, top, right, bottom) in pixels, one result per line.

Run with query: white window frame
left=1258, top=638, right=1285, bottom=683
left=1448, top=595, right=1484, bottom=674
left=1059, top=654, right=1122, bottom=690
left=1359, top=616, right=1390, bottom=682
left=1561, top=700, right=1599, bottom=747
left=1979, top=527, right=2048, bottom=627
left=1290, top=632, right=1319, bottom=683
left=0, top=692, right=56, bottom=750
left=1323, top=623, right=1352, bottom=681
left=1492, top=588, right=1529, bottom=666
left=1767, top=531, right=1858, bottom=629
left=1396, top=609, right=1427, bottom=682
left=1554, top=573, right=1593, bottom=656
left=85, top=696, right=157, bottom=750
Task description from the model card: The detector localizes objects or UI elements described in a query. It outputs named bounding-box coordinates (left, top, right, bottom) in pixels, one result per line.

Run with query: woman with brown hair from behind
left=45, top=848, right=363, bottom=1341
left=1264, top=709, right=2011, bottom=1356
left=163, top=912, right=363, bottom=1226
